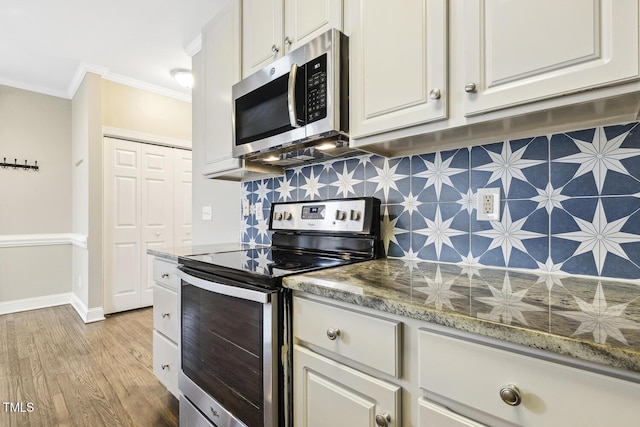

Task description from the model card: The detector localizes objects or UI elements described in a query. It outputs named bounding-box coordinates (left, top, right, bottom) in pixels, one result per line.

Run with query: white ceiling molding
left=185, top=35, right=203, bottom=57
left=66, top=62, right=192, bottom=103
left=0, top=76, right=69, bottom=99
left=66, top=62, right=109, bottom=99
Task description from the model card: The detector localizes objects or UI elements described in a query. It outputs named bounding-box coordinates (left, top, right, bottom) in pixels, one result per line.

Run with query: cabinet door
left=349, top=0, right=447, bottom=139
left=284, top=0, right=343, bottom=51
left=203, top=0, right=244, bottom=176
left=242, top=0, right=284, bottom=77
left=294, top=345, right=400, bottom=427
left=463, top=0, right=639, bottom=116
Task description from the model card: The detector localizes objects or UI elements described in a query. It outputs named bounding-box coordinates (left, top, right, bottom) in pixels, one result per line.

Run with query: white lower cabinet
left=294, top=345, right=400, bottom=427
left=418, top=398, right=485, bottom=427
left=418, top=327, right=640, bottom=427
left=292, top=293, right=640, bottom=427
left=293, top=296, right=401, bottom=427
left=151, top=257, right=179, bottom=398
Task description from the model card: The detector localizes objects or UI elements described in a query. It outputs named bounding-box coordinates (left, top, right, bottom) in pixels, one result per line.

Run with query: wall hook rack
left=1, top=157, right=39, bottom=171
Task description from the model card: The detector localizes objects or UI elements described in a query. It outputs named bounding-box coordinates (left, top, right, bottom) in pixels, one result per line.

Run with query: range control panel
left=270, top=198, right=371, bottom=233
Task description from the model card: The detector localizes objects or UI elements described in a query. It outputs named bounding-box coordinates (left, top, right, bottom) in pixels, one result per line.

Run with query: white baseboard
left=0, top=292, right=105, bottom=324
left=0, top=293, right=72, bottom=316
left=70, top=294, right=105, bottom=323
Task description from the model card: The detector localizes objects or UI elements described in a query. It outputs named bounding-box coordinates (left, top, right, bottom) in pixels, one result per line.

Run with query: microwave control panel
left=306, top=53, right=328, bottom=123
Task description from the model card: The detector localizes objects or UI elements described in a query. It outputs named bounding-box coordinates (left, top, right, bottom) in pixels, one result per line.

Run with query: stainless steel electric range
left=176, top=197, right=381, bottom=427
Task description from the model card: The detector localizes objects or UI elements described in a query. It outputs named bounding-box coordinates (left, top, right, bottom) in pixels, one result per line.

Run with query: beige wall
left=0, top=85, right=72, bottom=303
left=102, top=80, right=192, bottom=141
left=0, top=85, right=71, bottom=233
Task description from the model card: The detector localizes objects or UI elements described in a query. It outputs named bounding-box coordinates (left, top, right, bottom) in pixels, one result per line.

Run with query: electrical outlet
left=477, top=188, right=500, bottom=221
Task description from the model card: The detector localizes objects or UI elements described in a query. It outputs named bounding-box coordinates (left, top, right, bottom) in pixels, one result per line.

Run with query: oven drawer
left=153, top=330, right=178, bottom=398
left=418, top=328, right=640, bottom=426
left=152, top=258, right=177, bottom=291
left=180, top=396, right=215, bottom=427
left=294, top=296, right=401, bottom=377
left=153, top=284, right=178, bottom=342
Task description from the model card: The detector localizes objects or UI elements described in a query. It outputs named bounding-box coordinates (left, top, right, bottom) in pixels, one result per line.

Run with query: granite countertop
left=283, top=258, right=640, bottom=378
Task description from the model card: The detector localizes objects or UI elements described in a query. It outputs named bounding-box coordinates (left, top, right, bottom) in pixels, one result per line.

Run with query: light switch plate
left=255, top=202, right=263, bottom=221
left=242, top=199, right=250, bottom=217
left=202, top=205, right=213, bottom=221
left=477, top=188, right=500, bottom=221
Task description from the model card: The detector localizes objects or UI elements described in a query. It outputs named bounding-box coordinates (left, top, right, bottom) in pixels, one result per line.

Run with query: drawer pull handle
left=465, top=82, right=477, bottom=93
left=326, top=327, right=340, bottom=340
left=161, top=273, right=170, bottom=279
left=162, top=313, right=170, bottom=318
left=375, top=412, right=391, bottom=427
left=499, top=384, right=522, bottom=406
left=161, top=364, right=169, bottom=370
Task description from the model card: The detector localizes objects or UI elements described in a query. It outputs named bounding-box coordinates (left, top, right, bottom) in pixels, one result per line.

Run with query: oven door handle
left=176, top=269, right=271, bottom=304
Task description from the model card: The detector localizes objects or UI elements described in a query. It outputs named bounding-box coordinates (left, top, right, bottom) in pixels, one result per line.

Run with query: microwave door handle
left=287, top=63, right=302, bottom=128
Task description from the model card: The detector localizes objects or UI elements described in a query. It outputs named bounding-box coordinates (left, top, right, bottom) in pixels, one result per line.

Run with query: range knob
left=283, top=211, right=293, bottom=221
left=335, top=210, right=347, bottom=221
left=350, top=210, right=362, bottom=221
left=274, top=212, right=283, bottom=221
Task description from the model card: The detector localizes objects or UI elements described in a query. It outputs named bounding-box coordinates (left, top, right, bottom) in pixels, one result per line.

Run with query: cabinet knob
left=284, top=36, right=293, bottom=46
left=271, top=44, right=280, bottom=54
left=161, top=273, right=170, bottom=279
left=375, top=412, right=391, bottom=427
left=326, top=327, right=340, bottom=340
left=162, top=312, right=170, bottom=318
left=499, top=384, right=522, bottom=406
left=465, top=82, right=477, bottom=93
left=161, top=364, right=169, bottom=370
left=429, top=88, right=441, bottom=100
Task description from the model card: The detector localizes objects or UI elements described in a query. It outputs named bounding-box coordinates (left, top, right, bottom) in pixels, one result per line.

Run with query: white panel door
left=284, top=0, right=343, bottom=50
left=173, top=149, right=193, bottom=247
left=104, top=137, right=142, bottom=314
left=463, top=0, right=639, bottom=116
left=349, top=0, right=447, bottom=138
left=294, top=345, right=400, bottom=427
left=140, top=144, right=174, bottom=308
left=242, top=0, right=284, bottom=77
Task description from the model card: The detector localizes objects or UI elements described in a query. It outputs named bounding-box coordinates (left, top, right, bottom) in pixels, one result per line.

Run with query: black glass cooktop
left=179, top=246, right=351, bottom=289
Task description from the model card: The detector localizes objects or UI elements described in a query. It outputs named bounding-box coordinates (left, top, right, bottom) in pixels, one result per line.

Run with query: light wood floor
left=0, top=305, right=178, bottom=427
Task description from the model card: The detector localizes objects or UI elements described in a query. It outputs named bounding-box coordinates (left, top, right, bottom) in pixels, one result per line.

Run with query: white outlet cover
left=202, top=205, right=213, bottom=221
left=477, top=188, right=501, bottom=221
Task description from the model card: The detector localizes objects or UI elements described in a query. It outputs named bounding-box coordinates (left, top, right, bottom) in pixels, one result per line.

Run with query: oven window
left=182, top=283, right=264, bottom=427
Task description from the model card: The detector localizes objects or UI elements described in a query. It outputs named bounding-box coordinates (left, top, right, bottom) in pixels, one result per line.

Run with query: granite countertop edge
left=284, top=264, right=640, bottom=380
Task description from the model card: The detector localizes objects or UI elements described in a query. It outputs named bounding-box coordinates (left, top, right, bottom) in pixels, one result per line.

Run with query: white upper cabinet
left=242, top=0, right=343, bottom=78
left=201, top=0, right=243, bottom=177
left=462, top=0, right=639, bottom=116
left=348, top=0, right=447, bottom=138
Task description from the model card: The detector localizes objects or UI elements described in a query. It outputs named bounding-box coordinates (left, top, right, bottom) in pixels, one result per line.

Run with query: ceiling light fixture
left=171, top=68, right=194, bottom=88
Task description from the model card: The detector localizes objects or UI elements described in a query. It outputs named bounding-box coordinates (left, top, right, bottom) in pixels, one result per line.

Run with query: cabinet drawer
left=153, top=330, right=178, bottom=398
left=294, top=297, right=401, bottom=377
left=418, top=328, right=640, bottom=427
left=153, top=284, right=178, bottom=342
left=152, top=258, right=177, bottom=290
left=418, top=398, right=485, bottom=427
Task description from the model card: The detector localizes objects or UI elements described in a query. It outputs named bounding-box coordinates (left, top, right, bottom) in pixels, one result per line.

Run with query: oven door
left=177, top=268, right=279, bottom=427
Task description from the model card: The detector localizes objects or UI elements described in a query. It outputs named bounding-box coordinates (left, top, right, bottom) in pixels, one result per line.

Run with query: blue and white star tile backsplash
left=240, top=121, right=640, bottom=280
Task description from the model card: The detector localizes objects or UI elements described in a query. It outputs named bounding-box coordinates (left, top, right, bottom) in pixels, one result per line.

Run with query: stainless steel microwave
left=232, top=29, right=352, bottom=166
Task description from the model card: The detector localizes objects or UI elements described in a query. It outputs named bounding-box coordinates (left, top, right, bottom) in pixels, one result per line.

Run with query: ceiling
left=0, top=0, right=230, bottom=101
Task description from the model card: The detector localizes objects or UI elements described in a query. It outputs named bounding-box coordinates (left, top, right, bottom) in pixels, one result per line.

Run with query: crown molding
left=66, top=62, right=192, bottom=102
left=0, top=76, right=69, bottom=99
left=185, top=34, right=202, bottom=57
